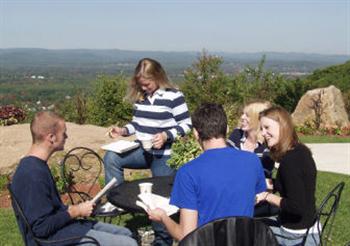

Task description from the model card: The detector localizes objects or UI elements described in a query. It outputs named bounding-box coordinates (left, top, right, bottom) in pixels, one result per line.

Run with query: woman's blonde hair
left=127, top=58, right=176, bottom=102
left=259, top=106, right=299, bottom=161
left=242, top=101, right=272, bottom=143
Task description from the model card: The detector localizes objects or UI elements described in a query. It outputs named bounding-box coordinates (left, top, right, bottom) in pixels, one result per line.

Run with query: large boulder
left=292, top=85, right=349, bottom=128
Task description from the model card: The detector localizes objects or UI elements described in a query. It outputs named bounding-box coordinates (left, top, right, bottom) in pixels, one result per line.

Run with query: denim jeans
left=264, top=217, right=320, bottom=246
left=80, top=222, right=137, bottom=246
left=103, top=147, right=175, bottom=246
left=103, top=147, right=175, bottom=185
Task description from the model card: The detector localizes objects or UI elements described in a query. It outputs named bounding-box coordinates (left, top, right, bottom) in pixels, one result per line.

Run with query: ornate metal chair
left=274, top=181, right=345, bottom=246
left=179, top=216, right=278, bottom=246
left=60, top=146, right=124, bottom=223
left=8, top=183, right=100, bottom=246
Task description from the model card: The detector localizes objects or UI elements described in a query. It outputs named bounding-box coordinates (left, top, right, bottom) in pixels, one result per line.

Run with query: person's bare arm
left=148, top=208, right=198, bottom=241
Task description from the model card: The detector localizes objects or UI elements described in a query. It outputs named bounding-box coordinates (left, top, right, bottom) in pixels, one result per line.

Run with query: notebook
left=101, top=140, right=140, bottom=154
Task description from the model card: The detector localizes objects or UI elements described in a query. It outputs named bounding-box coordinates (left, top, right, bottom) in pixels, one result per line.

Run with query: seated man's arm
left=148, top=208, right=198, bottom=241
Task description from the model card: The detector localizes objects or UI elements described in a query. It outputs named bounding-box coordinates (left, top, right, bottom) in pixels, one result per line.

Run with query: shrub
left=0, top=105, right=26, bottom=126
left=167, top=134, right=202, bottom=170
left=87, top=74, right=132, bottom=127
left=56, top=90, right=88, bottom=124
left=181, top=51, right=231, bottom=111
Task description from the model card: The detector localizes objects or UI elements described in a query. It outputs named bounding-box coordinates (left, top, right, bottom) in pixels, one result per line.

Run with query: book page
left=92, top=177, right=117, bottom=204
left=136, top=193, right=179, bottom=216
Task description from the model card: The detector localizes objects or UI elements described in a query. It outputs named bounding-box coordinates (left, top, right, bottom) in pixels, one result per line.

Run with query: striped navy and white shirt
left=124, top=88, right=192, bottom=156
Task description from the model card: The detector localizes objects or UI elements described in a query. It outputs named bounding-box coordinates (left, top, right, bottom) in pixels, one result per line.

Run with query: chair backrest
left=8, top=182, right=100, bottom=246
left=316, top=181, right=345, bottom=246
left=8, top=183, right=39, bottom=246
left=60, top=147, right=103, bottom=205
left=179, top=216, right=278, bottom=246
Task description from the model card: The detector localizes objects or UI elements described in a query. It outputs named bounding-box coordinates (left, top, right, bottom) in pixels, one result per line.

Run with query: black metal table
left=107, top=176, right=175, bottom=214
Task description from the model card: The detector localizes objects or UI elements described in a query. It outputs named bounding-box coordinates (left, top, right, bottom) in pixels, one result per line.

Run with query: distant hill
left=305, top=60, right=350, bottom=91
left=1, top=48, right=349, bottom=78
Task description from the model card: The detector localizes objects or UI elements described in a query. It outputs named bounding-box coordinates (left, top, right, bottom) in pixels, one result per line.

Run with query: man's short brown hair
left=192, top=103, right=227, bottom=141
left=30, top=111, right=64, bottom=144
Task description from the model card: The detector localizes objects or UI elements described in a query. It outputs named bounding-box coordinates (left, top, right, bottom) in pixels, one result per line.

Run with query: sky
left=0, top=0, right=349, bottom=55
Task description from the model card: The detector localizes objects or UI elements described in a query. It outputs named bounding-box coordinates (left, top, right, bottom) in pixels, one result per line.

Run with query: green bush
left=87, top=74, right=132, bottom=127
left=56, top=90, right=89, bottom=124
left=181, top=51, right=232, bottom=111
left=167, top=134, right=202, bottom=170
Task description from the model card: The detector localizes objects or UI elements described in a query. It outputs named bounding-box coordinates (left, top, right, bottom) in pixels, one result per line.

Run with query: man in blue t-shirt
left=147, top=103, right=267, bottom=241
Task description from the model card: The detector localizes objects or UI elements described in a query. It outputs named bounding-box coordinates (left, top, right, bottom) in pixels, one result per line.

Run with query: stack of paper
left=101, top=140, right=139, bottom=154
left=136, top=193, right=179, bottom=216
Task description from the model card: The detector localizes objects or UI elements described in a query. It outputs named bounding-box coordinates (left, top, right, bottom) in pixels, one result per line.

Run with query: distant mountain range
left=1, top=48, right=349, bottom=77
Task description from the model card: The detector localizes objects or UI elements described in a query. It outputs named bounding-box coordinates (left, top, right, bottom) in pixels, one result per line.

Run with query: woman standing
left=257, top=106, right=318, bottom=246
left=103, top=58, right=192, bottom=246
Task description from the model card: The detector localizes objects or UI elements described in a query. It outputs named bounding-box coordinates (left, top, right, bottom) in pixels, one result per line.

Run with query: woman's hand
left=107, top=127, right=127, bottom=138
left=152, top=132, right=168, bottom=149
left=255, top=192, right=269, bottom=204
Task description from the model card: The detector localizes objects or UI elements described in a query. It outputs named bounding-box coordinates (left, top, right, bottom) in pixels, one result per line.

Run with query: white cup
left=139, top=182, right=153, bottom=194
left=141, top=139, right=153, bottom=151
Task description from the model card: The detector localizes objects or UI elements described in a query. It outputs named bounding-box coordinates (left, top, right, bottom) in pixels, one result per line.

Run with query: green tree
left=56, top=89, right=88, bottom=124
left=181, top=51, right=231, bottom=111
left=87, top=74, right=132, bottom=126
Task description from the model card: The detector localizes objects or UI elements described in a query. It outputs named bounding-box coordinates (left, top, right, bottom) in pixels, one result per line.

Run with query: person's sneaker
left=97, top=202, right=125, bottom=213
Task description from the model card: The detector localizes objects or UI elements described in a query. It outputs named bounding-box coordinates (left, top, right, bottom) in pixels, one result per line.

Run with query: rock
left=292, top=85, right=349, bottom=128
left=0, top=122, right=135, bottom=175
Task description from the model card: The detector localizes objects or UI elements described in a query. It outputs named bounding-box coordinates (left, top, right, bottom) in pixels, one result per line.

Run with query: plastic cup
left=139, top=182, right=153, bottom=194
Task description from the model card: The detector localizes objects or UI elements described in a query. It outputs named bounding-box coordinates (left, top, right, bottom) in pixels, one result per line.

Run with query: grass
left=1, top=171, right=349, bottom=246
left=299, top=135, right=350, bottom=143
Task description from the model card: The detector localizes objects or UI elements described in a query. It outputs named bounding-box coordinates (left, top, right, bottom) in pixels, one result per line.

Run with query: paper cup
left=141, top=139, right=153, bottom=151
left=139, top=182, right=153, bottom=194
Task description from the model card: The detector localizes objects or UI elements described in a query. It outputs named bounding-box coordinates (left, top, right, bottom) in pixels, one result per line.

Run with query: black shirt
left=275, top=144, right=317, bottom=229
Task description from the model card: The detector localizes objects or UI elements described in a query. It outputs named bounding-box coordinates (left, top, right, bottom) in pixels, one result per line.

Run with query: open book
left=91, top=177, right=117, bottom=204
left=101, top=140, right=140, bottom=154
left=136, top=193, right=179, bottom=216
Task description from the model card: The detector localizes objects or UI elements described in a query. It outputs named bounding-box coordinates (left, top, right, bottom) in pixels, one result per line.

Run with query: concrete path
left=306, top=143, right=350, bottom=176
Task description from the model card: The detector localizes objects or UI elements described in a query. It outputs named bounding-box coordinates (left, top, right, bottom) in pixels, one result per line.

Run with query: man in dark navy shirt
left=11, top=111, right=137, bottom=246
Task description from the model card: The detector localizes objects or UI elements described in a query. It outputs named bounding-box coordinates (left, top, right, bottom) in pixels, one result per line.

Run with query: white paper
left=101, top=140, right=140, bottom=154
left=92, top=177, right=117, bottom=204
left=136, top=193, right=179, bottom=216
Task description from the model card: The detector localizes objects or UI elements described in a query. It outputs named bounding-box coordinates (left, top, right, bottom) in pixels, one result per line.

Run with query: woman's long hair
left=242, top=101, right=272, bottom=143
left=127, top=58, right=176, bottom=102
left=259, top=106, right=300, bottom=161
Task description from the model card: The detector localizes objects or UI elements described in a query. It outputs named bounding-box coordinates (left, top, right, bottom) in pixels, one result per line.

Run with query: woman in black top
left=227, top=102, right=277, bottom=217
left=257, top=106, right=318, bottom=246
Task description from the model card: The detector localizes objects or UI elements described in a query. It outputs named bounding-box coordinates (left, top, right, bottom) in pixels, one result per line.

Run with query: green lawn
left=1, top=171, right=349, bottom=246
left=300, top=135, right=350, bottom=143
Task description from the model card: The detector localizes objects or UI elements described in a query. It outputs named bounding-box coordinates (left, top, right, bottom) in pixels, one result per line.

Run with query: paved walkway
left=306, top=143, right=350, bottom=175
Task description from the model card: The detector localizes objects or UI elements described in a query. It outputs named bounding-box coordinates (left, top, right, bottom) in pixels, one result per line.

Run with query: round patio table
left=107, top=175, right=175, bottom=214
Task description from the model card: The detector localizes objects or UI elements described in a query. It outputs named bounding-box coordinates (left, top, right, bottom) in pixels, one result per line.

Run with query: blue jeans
left=103, top=147, right=175, bottom=185
left=103, top=147, right=175, bottom=246
left=80, top=222, right=137, bottom=246
left=264, top=217, right=320, bottom=246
